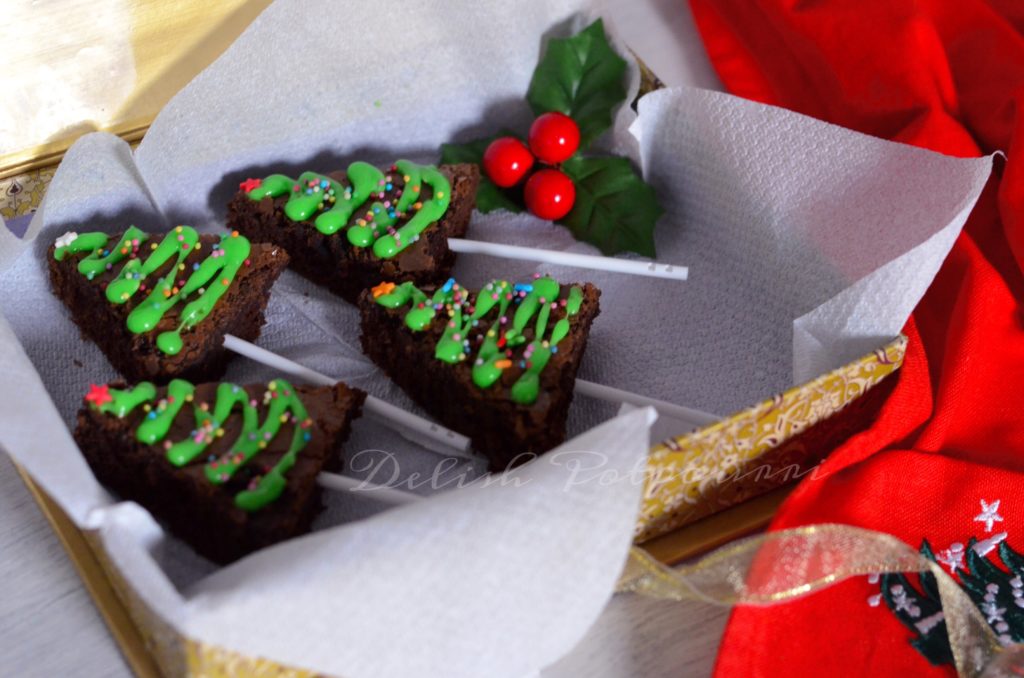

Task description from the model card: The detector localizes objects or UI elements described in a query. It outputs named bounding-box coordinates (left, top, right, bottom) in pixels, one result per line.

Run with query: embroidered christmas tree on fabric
left=871, top=499, right=1021, bottom=666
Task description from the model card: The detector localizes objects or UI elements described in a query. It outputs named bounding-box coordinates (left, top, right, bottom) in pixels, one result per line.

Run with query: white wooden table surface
left=0, top=2, right=729, bottom=675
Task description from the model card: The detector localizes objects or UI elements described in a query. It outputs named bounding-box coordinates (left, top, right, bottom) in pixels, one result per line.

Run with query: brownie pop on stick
left=49, top=226, right=288, bottom=383
left=228, top=161, right=479, bottom=303
left=75, top=377, right=365, bottom=563
left=228, top=159, right=689, bottom=296
left=359, top=275, right=601, bottom=470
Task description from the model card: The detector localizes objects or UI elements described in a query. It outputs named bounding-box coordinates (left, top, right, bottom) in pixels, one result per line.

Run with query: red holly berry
left=524, top=169, right=576, bottom=221
left=482, top=137, right=534, bottom=187
left=528, top=112, right=581, bottom=164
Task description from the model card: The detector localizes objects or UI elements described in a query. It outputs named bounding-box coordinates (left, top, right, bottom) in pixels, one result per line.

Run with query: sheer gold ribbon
left=618, top=524, right=1024, bottom=677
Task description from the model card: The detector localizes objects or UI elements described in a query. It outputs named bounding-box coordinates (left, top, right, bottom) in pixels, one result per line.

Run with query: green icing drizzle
left=53, top=227, right=253, bottom=356
left=136, top=379, right=194, bottom=444
left=375, top=276, right=585, bottom=405
left=98, top=381, right=157, bottom=418
left=54, top=232, right=111, bottom=267
left=86, top=379, right=314, bottom=512
left=245, top=159, right=450, bottom=259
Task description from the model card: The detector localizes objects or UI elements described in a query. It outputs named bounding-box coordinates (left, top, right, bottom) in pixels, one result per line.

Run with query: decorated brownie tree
left=50, top=226, right=289, bottom=382
left=241, top=161, right=455, bottom=257
left=358, top=274, right=601, bottom=470
left=228, top=161, right=480, bottom=303
left=441, top=19, right=664, bottom=257
left=76, top=377, right=365, bottom=563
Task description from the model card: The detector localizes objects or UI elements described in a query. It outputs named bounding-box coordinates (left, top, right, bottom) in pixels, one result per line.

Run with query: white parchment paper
left=0, top=0, right=994, bottom=675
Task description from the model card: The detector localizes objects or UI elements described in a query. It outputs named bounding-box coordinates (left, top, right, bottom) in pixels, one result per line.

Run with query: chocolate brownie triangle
left=227, top=161, right=479, bottom=303
left=48, top=227, right=289, bottom=383
left=359, top=276, right=601, bottom=470
left=75, top=378, right=366, bottom=563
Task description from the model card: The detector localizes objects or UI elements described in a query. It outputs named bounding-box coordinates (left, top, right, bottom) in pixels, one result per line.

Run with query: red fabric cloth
left=686, top=1, right=1024, bottom=675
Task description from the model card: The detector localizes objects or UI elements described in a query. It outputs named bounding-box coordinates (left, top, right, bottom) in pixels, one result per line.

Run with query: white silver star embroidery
left=55, top=231, right=78, bottom=249
left=974, top=499, right=1005, bottom=533
left=935, top=542, right=966, bottom=573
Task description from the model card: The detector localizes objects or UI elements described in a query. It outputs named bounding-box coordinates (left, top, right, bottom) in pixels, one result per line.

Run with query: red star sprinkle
left=239, top=177, right=262, bottom=192
left=84, top=384, right=112, bottom=408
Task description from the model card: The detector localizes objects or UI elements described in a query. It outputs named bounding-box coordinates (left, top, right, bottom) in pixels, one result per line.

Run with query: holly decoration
left=439, top=19, right=663, bottom=257
left=487, top=116, right=581, bottom=219
left=561, top=156, right=660, bottom=258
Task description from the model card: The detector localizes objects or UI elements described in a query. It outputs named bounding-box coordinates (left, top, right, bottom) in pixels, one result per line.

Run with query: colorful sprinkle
left=84, top=384, right=113, bottom=407
left=372, top=281, right=396, bottom=299
left=239, top=177, right=262, bottom=193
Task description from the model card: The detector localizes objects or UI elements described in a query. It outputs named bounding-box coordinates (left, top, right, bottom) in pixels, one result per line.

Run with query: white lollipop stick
left=316, top=472, right=421, bottom=506
left=448, top=238, right=688, bottom=281
left=222, top=334, right=471, bottom=454
left=574, top=378, right=720, bottom=428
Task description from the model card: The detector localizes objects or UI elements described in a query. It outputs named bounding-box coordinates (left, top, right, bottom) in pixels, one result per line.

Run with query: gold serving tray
left=6, top=7, right=907, bottom=672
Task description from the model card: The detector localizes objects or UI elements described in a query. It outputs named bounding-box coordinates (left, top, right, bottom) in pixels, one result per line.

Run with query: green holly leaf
left=440, top=134, right=523, bottom=214
left=526, top=19, right=628, bottom=149
left=559, top=155, right=662, bottom=257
